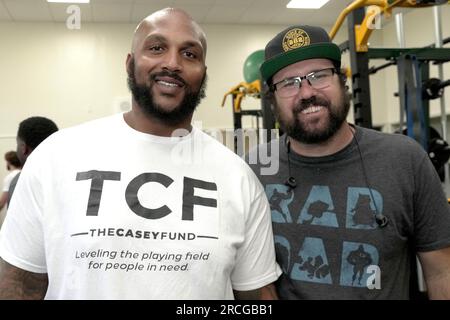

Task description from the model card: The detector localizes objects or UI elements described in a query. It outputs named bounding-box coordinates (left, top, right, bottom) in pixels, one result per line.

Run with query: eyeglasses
left=271, top=68, right=337, bottom=98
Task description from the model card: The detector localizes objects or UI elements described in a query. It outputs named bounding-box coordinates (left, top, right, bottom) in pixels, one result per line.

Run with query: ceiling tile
left=174, top=4, right=213, bottom=23
left=3, top=0, right=52, bottom=22
left=92, top=3, right=132, bottom=23
left=204, top=5, right=244, bottom=24
left=131, top=3, right=173, bottom=23
left=0, top=0, right=398, bottom=27
left=269, top=9, right=320, bottom=25
left=212, top=0, right=253, bottom=6
left=256, top=0, right=285, bottom=6
left=0, top=0, right=13, bottom=21
left=94, top=0, right=135, bottom=3
left=133, top=0, right=174, bottom=5
left=173, top=0, right=213, bottom=5
left=237, top=6, right=275, bottom=25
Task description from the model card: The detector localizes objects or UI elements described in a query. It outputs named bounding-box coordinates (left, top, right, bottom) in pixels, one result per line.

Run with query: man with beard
left=247, top=25, right=450, bottom=299
left=0, top=8, right=281, bottom=300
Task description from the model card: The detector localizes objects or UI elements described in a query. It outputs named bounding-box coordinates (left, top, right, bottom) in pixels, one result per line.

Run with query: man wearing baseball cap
left=248, top=25, right=450, bottom=299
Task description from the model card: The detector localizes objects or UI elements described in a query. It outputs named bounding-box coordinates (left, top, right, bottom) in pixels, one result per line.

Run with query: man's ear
left=17, top=140, right=25, bottom=156
left=23, top=144, right=33, bottom=157
left=126, top=53, right=133, bottom=76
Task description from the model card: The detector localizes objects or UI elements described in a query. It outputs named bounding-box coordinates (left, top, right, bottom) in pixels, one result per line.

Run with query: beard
left=275, top=87, right=351, bottom=144
left=127, top=58, right=207, bottom=126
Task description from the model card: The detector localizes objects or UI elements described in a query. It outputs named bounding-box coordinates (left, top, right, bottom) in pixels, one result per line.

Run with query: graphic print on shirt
left=267, top=184, right=382, bottom=288
left=70, top=170, right=220, bottom=276
left=346, top=187, right=383, bottom=229
left=340, top=242, right=379, bottom=287
left=297, top=185, right=338, bottom=227
left=266, top=184, right=294, bottom=223
left=274, top=235, right=291, bottom=274
left=291, top=237, right=332, bottom=284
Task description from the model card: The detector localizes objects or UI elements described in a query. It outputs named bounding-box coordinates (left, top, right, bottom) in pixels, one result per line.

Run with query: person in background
left=6, top=116, right=59, bottom=207
left=0, top=8, right=280, bottom=300
left=0, top=151, right=21, bottom=212
left=248, top=24, right=450, bottom=299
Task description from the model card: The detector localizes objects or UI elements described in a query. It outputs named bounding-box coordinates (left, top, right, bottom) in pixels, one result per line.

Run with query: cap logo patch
left=282, top=28, right=310, bottom=52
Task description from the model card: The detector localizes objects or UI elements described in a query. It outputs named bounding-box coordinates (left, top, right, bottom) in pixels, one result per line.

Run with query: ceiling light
left=47, top=0, right=90, bottom=3
left=287, top=0, right=330, bottom=9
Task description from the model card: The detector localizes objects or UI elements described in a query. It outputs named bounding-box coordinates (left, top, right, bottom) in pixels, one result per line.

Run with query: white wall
left=0, top=22, right=135, bottom=219
left=196, top=24, right=289, bottom=129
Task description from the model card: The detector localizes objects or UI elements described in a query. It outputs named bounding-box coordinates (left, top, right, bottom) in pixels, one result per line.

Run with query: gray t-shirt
left=248, top=126, right=450, bottom=299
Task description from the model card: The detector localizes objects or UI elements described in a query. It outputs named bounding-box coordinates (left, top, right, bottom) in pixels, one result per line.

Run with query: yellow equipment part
left=221, top=80, right=261, bottom=113
left=329, top=0, right=449, bottom=52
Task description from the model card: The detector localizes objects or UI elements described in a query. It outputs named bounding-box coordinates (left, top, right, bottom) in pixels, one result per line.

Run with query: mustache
left=293, top=96, right=331, bottom=113
left=150, top=70, right=186, bottom=86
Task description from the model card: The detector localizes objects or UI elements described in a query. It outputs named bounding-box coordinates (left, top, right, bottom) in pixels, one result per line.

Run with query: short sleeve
left=0, top=152, right=47, bottom=273
left=231, top=179, right=281, bottom=291
left=413, top=155, right=450, bottom=252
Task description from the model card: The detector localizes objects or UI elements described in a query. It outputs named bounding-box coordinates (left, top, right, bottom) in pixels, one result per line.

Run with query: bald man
left=0, top=8, right=281, bottom=300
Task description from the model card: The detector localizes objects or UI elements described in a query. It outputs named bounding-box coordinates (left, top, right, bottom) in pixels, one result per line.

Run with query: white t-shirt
left=0, top=114, right=281, bottom=299
left=2, top=169, right=20, bottom=192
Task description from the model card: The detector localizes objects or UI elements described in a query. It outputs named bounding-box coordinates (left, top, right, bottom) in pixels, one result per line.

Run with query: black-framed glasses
left=271, top=68, right=337, bottom=98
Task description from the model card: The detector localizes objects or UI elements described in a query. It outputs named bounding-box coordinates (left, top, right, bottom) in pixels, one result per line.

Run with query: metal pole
left=395, top=13, right=405, bottom=48
left=348, top=8, right=373, bottom=128
left=434, top=6, right=447, bottom=140
left=433, top=5, right=450, bottom=195
left=395, top=13, right=405, bottom=130
left=396, top=11, right=428, bottom=297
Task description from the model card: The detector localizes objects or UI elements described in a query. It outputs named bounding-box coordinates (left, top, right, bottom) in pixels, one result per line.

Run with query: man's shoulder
left=65, top=114, right=120, bottom=133
left=358, top=127, right=430, bottom=171
left=47, top=114, right=121, bottom=143
left=195, top=129, right=258, bottom=174
left=25, top=114, right=122, bottom=161
left=195, top=129, right=241, bottom=159
left=359, top=127, right=426, bottom=153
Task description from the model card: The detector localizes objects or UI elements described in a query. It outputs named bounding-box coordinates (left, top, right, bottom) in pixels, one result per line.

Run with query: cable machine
left=329, top=0, right=450, bottom=180
left=329, top=0, right=450, bottom=300
left=330, top=0, right=450, bottom=131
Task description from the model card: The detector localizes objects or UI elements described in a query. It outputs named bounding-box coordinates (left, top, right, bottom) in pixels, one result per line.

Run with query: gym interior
left=0, top=0, right=449, bottom=300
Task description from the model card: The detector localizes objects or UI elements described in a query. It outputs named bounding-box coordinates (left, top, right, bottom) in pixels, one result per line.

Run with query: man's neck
left=288, top=122, right=354, bottom=157
left=123, top=105, right=193, bottom=137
